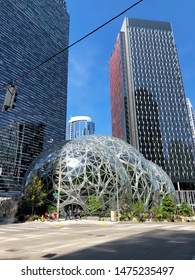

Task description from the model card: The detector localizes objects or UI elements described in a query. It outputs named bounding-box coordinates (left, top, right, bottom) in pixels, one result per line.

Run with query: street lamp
left=57, top=156, right=62, bottom=222
left=116, top=184, right=120, bottom=222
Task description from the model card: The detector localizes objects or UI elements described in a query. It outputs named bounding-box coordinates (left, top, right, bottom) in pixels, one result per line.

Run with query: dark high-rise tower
left=0, top=0, right=69, bottom=188
left=110, top=18, right=195, bottom=189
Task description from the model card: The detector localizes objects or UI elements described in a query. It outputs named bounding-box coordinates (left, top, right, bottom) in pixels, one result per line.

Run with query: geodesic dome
left=24, top=135, right=175, bottom=212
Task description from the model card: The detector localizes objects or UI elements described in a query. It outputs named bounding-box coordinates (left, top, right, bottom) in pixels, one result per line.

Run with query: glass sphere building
left=24, top=135, right=176, bottom=213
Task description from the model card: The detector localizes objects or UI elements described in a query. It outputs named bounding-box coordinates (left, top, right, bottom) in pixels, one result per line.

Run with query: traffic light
left=2, top=82, right=17, bottom=111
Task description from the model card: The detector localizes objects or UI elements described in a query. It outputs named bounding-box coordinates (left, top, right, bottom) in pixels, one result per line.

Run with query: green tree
left=179, top=201, right=193, bottom=217
left=131, top=201, right=145, bottom=219
left=151, top=204, right=162, bottom=221
left=85, top=195, right=101, bottom=215
left=23, top=176, right=46, bottom=216
left=161, top=195, right=176, bottom=220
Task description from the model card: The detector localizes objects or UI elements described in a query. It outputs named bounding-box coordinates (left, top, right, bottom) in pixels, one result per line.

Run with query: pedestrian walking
left=67, top=206, right=72, bottom=220
left=77, top=207, right=82, bottom=219
left=73, top=208, right=78, bottom=220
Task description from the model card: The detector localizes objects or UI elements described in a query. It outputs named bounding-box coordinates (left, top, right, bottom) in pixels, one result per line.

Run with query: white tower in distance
left=68, top=116, right=95, bottom=140
left=186, top=98, right=195, bottom=149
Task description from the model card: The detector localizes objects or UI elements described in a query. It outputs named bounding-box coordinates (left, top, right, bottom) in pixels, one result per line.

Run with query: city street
left=0, top=220, right=195, bottom=260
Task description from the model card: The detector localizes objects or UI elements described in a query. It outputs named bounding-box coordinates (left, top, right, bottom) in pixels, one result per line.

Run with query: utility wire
left=0, top=0, right=143, bottom=89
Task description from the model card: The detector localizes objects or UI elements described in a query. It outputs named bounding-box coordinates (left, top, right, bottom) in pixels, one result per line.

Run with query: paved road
left=0, top=220, right=195, bottom=260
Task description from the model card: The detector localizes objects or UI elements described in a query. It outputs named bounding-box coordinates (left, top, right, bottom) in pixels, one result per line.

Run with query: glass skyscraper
left=0, top=0, right=69, bottom=188
left=186, top=98, right=195, bottom=149
left=110, top=18, right=195, bottom=189
left=68, top=116, right=95, bottom=140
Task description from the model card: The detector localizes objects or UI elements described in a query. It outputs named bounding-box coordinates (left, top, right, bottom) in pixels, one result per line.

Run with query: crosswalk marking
left=0, top=228, right=21, bottom=232
left=41, top=241, right=82, bottom=253
left=142, top=224, right=160, bottom=228
left=178, top=226, right=195, bottom=231
left=0, top=223, right=194, bottom=236
left=4, top=225, right=38, bottom=229
left=16, top=227, right=39, bottom=230
left=160, top=225, right=176, bottom=229
left=0, top=230, right=70, bottom=242
left=23, top=231, right=68, bottom=239
left=0, top=235, right=6, bottom=240
left=25, top=241, right=60, bottom=250
left=0, top=226, right=54, bottom=232
left=2, top=237, right=19, bottom=241
left=113, top=223, right=195, bottom=233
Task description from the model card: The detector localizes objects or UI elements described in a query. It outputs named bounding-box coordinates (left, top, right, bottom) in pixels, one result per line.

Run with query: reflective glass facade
left=110, top=18, right=195, bottom=188
left=186, top=98, right=195, bottom=149
left=24, top=135, right=176, bottom=212
left=0, top=0, right=69, bottom=188
left=68, top=116, right=95, bottom=140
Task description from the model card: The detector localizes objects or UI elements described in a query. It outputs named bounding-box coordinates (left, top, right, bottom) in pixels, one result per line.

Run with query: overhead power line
left=0, top=0, right=144, bottom=89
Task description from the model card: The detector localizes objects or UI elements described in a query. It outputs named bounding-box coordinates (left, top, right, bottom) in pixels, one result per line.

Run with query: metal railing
left=175, top=191, right=195, bottom=207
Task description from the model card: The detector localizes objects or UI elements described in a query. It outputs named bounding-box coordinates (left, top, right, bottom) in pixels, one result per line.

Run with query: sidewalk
left=38, top=218, right=116, bottom=226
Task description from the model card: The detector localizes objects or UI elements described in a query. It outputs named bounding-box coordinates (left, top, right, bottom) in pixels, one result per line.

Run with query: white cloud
left=68, top=43, right=98, bottom=90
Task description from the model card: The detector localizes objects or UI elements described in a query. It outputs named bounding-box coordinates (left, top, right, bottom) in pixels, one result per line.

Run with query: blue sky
left=65, top=0, right=195, bottom=136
